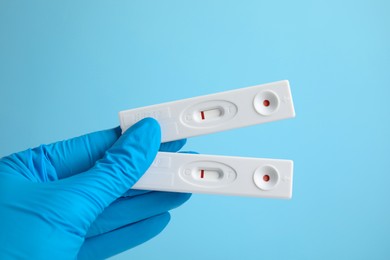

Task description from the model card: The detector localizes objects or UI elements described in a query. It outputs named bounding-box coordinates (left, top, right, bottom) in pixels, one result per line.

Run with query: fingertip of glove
left=147, top=212, right=171, bottom=235
left=169, top=192, right=192, bottom=209
left=161, top=211, right=171, bottom=223
left=139, top=117, right=161, bottom=131
left=126, top=118, right=161, bottom=141
left=159, top=139, right=187, bottom=152
left=177, top=192, right=192, bottom=204
left=140, top=117, right=160, bottom=130
left=176, top=138, right=187, bottom=147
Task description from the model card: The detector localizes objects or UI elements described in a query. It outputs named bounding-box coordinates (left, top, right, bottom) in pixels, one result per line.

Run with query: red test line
left=201, top=111, right=205, bottom=120
left=200, top=169, right=205, bottom=178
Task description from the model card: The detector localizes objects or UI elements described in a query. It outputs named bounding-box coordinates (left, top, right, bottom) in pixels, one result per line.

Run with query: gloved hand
left=0, top=118, right=191, bottom=259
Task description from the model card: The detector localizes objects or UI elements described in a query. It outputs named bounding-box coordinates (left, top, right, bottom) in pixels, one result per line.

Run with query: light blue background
left=1, top=1, right=389, bottom=259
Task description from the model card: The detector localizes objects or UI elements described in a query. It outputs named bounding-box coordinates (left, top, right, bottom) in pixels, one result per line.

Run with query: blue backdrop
left=1, top=1, right=389, bottom=259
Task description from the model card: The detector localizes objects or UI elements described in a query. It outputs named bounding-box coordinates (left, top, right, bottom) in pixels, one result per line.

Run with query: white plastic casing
left=119, top=80, right=295, bottom=142
left=133, top=152, right=294, bottom=199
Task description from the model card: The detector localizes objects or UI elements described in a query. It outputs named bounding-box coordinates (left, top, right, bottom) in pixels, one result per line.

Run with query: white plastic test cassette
left=133, top=152, right=293, bottom=199
left=119, top=80, right=295, bottom=142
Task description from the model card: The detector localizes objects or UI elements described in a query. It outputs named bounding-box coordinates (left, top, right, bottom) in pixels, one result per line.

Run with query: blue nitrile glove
left=0, top=118, right=191, bottom=259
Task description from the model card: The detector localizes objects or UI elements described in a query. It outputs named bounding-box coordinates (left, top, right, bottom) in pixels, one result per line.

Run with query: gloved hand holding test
left=119, top=80, right=296, bottom=199
left=0, top=80, right=295, bottom=260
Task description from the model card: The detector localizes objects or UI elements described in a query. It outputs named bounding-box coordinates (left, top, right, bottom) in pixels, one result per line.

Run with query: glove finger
left=43, top=128, right=186, bottom=180
left=86, top=191, right=191, bottom=238
left=43, top=127, right=121, bottom=180
left=58, top=118, right=161, bottom=226
left=78, top=213, right=170, bottom=260
left=159, top=139, right=186, bottom=152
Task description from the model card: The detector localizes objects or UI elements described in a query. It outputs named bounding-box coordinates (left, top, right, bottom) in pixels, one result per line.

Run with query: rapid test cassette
left=119, top=80, right=295, bottom=142
left=119, top=80, right=295, bottom=199
left=133, top=152, right=293, bottom=199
